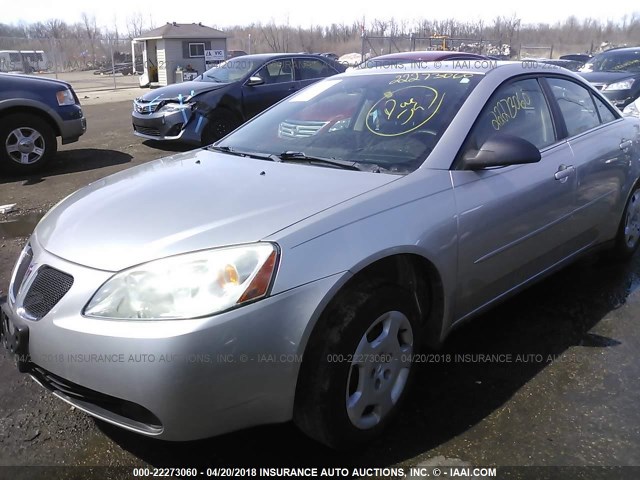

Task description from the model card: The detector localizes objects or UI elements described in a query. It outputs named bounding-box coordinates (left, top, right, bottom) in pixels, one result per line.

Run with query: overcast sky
left=4, top=0, right=640, bottom=31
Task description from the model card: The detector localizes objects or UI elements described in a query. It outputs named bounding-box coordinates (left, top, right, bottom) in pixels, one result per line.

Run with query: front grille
left=592, top=83, right=606, bottom=91
left=134, top=125, right=161, bottom=137
left=10, top=244, right=32, bottom=300
left=279, top=120, right=329, bottom=138
left=22, top=266, right=73, bottom=320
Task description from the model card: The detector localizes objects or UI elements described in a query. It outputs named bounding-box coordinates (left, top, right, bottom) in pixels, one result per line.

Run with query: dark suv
left=132, top=53, right=345, bottom=146
left=0, top=73, right=86, bottom=174
left=578, top=47, right=640, bottom=109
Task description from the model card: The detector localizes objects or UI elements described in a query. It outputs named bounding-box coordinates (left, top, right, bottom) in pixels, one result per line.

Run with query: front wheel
left=294, top=282, right=421, bottom=449
left=0, top=113, right=57, bottom=174
left=201, top=110, right=241, bottom=146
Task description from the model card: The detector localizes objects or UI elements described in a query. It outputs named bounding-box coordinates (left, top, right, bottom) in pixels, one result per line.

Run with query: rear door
left=544, top=76, right=633, bottom=244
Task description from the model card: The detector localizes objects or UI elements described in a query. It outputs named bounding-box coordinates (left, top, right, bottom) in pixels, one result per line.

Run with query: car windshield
left=582, top=50, right=640, bottom=73
left=198, top=58, right=257, bottom=83
left=216, top=71, right=483, bottom=174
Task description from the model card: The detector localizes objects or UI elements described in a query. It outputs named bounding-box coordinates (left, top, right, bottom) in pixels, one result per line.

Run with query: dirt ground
left=1, top=91, right=640, bottom=479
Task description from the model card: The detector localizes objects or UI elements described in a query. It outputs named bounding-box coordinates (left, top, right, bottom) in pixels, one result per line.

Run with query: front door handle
left=554, top=164, right=575, bottom=182
left=620, top=139, right=633, bottom=150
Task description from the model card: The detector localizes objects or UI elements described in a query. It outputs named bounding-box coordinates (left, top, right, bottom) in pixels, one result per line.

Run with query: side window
left=592, top=94, right=618, bottom=124
left=294, top=59, right=335, bottom=80
left=255, top=60, right=294, bottom=85
left=546, top=78, right=600, bottom=136
left=467, top=78, right=555, bottom=151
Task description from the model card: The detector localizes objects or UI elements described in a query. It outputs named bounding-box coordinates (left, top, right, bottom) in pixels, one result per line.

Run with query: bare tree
left=126, top=12, right=145, bottom=40
left=81, top=12, right=100, bottom=65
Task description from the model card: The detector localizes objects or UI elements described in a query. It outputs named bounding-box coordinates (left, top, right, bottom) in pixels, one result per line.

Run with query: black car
left=132, top=53, right=345, bottom=146
left=559, top=53, right=592, bottom=64
left=521, top=58, right=584, bottom=72
left=0, top=73, right=86, bottom=174
left=578, top=47, right=640, bottom=109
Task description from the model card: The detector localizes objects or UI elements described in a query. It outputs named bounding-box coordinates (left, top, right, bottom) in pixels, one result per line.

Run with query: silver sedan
left=2, top=61, right=640, bottom=449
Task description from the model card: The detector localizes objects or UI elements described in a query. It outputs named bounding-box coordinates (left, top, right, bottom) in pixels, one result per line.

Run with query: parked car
left=93, top=62, right=136, bottom=76
left=623, top=96, right=640, bottom=117
left=578, top=47, right=640, bottom=108
left=131, top=53, right=345, bottom=146
left=3, top=62, right=639, bottom=449
left=226, top=50, right=247, bottom=60
left=353, top=50, right=490, bottom=69
left=522, top=58, right=585, bottom=72
left=0, top=73, right=86, bottom=173
left=559, top=53, right=592, bottom=64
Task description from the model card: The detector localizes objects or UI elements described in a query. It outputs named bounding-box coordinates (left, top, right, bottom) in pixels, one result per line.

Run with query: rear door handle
left=554, top=164, right=575, bottom=182
left=620, top=140, right=633, bottom=150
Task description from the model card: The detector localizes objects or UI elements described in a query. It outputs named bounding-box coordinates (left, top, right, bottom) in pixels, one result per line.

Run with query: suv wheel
left=0, top=113, right=57, bottom=174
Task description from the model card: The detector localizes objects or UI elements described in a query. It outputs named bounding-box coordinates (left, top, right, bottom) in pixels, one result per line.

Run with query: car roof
left=226, top=53, right=336, bottom=62
left=366, top=50, right=487, bottom=62
left=596, top=46, right=640, bottom=54
left=343, top=60, right=589, bottom=83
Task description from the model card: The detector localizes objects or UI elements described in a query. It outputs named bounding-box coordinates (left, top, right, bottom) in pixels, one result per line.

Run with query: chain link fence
left=360, top=34, right=511, bottom=61
left=0, top=36, right=144, bottom=91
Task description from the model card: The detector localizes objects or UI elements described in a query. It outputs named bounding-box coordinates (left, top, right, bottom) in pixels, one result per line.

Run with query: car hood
left=1, top=72, right=71, bottom=89
left=35, top=149, right=398, bottom=271
left=137, top=80, right=231, bottom=101
left=579, top=71, right=637, bottom=85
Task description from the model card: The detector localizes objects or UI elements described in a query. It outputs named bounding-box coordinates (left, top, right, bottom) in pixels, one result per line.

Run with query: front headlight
left=56, top=88, right=75, bottom=106
left=84, top=243, right=278, bottom=320
left=604, top=78, right=635, bottom=91
left=160, top=102, right=194, bottom=113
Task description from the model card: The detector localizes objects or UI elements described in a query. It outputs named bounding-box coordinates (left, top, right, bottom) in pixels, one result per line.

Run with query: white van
left=0, top=50, right=48, bottom=73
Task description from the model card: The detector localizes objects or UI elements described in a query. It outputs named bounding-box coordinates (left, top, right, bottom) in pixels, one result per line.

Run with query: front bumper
left=132, top=108, right=204, bottom=145
left=59, top=107, right=87, bottom=144
left=2, top=237, right=341, bottom=440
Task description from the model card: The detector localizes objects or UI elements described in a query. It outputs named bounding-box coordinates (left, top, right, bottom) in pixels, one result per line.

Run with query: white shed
left=132, top=22, right=228, bottom=86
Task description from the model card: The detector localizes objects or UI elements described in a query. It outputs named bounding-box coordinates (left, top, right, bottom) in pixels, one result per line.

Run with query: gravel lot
left=1, top=83, right=640, bottom=479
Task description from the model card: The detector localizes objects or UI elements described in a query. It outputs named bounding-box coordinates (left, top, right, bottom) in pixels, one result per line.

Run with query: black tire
left=0, top=113, right=57, bottom=174
left=294, top=281, right=421, bottom=449
left=201, top=110, right=242, bottom=146
left=611, top=183, right=640, bottom=259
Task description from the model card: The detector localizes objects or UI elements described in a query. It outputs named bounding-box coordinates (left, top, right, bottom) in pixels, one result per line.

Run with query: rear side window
left=546, top=78, right=600, bottom=136
left=294, top=59, right=336, bottom=80
left=592, top=95, right=618, bottom=124
left=466, top=78, right=555, bottom=151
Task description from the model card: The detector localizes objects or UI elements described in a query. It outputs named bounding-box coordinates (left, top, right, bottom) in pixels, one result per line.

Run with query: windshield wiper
left=210, top=147, right=386, bottom=172
left=208, top=145, right=278, bottom=161
left=276, top=151, right=370, bottom=171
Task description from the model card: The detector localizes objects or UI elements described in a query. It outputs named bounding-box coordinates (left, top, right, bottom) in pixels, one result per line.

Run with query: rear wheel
left=0, top=113, right=57, bottom=174
left=612, top=184, right=640, bottom=259
left=294, top=281, right=421, bottom=449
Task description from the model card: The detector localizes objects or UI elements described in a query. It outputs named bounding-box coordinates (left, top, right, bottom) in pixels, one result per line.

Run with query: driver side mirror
left=461, top=134, right=541, bottom=170
left=246, top=76, right=265, bottom=86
